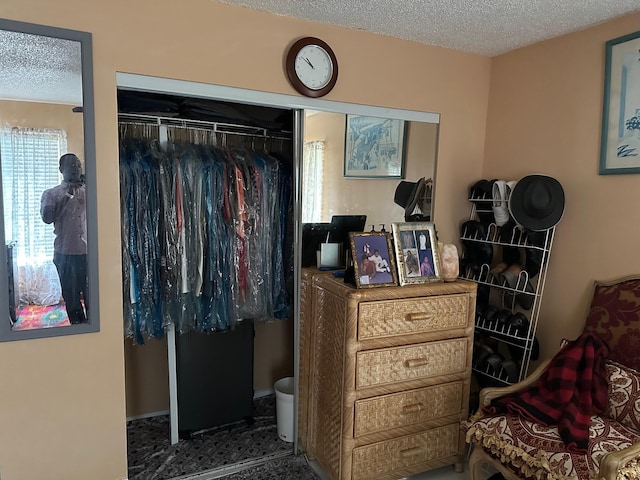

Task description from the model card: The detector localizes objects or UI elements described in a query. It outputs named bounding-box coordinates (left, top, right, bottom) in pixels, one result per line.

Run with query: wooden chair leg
left=469, top=446, right=487, bottom=480
left=469, top=444, right=524, bottom=480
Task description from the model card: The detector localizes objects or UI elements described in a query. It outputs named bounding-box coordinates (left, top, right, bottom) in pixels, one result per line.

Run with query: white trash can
left=274, top=377, right=295, bottom=443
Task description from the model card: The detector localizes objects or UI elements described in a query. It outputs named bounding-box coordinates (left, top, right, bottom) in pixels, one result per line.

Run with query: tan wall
left=253, top=319, right=295, bottom=392
left=0, top=0, right=490, bottom=479
left=484, top=12, right=640, bottom=362
left=0, top=100, right=84, bottom=156
left=305, top=111, right=438, bottom=226
left=124, top=338, right=170, bottom=416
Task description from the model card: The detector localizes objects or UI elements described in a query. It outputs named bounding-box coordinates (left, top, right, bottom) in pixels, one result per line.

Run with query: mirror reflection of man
left=40, top=153, right=87, bottom=324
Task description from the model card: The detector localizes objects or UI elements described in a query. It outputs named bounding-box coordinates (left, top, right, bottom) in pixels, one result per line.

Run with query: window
left=1, top=127, right=67, bottom=306
left=1, top=126, right=67, bottom=265
left=301, top=140, right=324, bottom=223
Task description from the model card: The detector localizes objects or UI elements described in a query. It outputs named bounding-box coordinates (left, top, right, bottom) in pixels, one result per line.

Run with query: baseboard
left=126, top=409, right=170, bottom=422
left=254, top=388, right=274, bottom=398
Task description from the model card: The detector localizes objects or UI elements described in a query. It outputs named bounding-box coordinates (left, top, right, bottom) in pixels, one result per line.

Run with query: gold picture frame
left=349, top=231, right=398, bottom=288
left=391, top=222, right=442, bottom=285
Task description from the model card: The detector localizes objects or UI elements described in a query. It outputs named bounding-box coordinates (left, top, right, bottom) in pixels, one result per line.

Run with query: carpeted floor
left=127, top=395, right=320, bottom=480
left=219, top=454, right=321, bottom=480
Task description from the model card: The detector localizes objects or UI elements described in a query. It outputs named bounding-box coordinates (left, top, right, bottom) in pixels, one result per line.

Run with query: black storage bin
left=175, top=320, right=254, bottom=436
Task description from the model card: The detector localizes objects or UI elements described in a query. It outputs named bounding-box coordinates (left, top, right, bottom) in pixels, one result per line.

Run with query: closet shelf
left=118, top=112, right=293, bottom=140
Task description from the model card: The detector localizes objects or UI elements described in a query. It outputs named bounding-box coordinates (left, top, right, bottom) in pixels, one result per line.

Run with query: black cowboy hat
left=394, top=177, right=426, bottom=216
left=508, top=175, right=565, bottom=231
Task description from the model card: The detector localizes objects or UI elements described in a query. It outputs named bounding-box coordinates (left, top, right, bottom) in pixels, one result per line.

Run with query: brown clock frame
left=285, top=37, right=338, bottom=98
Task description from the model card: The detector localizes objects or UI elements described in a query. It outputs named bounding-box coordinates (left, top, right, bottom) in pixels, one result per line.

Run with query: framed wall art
left=391, top=222, right=441, bottom=285
left=349, top=231, right=398, bottom=288
left=344, top=114, right=406, bottom=178
left=600, top=30, right=640, bottom=175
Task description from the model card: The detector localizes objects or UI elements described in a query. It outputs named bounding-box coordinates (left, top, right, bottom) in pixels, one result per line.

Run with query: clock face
left=286, top=37, right=338, bottom=98
left=294, top=45, right=333, bottom=90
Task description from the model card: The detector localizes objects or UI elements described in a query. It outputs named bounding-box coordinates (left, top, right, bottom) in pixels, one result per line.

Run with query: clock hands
left=286, top=38, right=337, bottom=97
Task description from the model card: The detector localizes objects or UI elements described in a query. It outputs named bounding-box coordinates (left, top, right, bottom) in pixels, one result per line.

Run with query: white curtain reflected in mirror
left=0, top=19, right=95, bottom=339
left=2, top=128, right=66, bottom=324
left=302, top=140, right=324, bottom=223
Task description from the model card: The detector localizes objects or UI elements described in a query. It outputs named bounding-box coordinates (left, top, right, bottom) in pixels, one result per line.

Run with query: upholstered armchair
left=465, top=275, right=640, bottom=480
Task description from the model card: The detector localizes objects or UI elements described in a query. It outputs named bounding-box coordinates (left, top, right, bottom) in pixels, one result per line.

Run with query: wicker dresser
left=299, top=269, right=477, bottom=480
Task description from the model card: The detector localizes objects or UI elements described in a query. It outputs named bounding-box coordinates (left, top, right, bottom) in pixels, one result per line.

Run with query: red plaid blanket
left=485, top=332, right=609, bottom=452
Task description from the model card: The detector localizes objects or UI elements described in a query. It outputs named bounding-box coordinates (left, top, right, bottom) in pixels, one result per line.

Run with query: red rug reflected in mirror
left=12, top=304, right=70, bottom=330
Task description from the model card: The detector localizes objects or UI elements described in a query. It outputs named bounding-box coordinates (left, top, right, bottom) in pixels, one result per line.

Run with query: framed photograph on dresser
left=392, top=222, right=442, bottom=285
left=349, top=231, right=398, bottom=288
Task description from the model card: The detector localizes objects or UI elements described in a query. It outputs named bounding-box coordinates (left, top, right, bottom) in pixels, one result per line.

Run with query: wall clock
left=285, top=37, right=338, bottom=98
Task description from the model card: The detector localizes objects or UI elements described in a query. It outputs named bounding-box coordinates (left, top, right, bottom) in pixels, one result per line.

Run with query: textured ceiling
left=0, top=29, right=83, bottom=105
left=2, top=2, right=638, bottom=105
left=221, top=0, right=640, bottom=56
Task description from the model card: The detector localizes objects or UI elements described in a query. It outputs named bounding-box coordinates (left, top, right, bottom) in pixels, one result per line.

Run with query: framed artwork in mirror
left=349, top=231, right=398, bottom=288
left=344, top=114, right=406, bottom=178
left=599, top=30, right=640, bottom=175
left=391, top=222, right=442, bottom=286
left=0, top=18, right=98, bottom=341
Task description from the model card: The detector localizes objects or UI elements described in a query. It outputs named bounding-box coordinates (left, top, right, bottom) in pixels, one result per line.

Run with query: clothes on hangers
left=120, top=136, right=292, bottom=344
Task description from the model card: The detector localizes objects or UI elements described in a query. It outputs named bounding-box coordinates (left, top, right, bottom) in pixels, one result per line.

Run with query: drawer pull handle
left=401, top=402, right=424, bottom=414
left=405, top=358, right=429, bottom=368
left=407, top=313, right=433, bottom=322
left=400, top=446, right=423, bottom=458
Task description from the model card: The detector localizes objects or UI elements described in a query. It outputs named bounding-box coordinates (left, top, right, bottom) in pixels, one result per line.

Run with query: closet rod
left=118, top=112, right=292, bottom=140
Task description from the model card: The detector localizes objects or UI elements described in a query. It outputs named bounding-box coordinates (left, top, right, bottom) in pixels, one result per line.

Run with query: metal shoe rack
left=460, top=195, right=556, bottom=386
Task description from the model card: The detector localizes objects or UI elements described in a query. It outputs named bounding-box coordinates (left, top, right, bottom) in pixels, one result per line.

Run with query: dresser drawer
left=357, top=294, right=469, bottom=340
left=356, top=338, right=468, bottom=389
left=354, top=381, right=463, bottom=437
left=351, top=423, right=460, bottom=480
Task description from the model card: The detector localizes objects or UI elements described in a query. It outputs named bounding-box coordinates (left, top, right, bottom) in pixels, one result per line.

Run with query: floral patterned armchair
left=465, top=275, right=640, bottom=480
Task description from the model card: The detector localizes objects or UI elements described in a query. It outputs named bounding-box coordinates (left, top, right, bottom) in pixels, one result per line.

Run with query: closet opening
left=119, top=88, right=300, bottom=480
left=116, top=72, right=442, bottom=480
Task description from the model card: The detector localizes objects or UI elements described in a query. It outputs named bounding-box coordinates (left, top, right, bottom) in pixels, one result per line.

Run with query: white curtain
left=302, top=140, right=324, bottom=223
left=1, top=127, right=67, bottom=306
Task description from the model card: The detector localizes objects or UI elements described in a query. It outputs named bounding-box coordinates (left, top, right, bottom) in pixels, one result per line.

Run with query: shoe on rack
left=499, top=220, right=524, bottom=265
left=492, top=180, right=510, bottom=226
left=490, top=262, right=509, bottom=284
left=507, top=312, right=530, bottom=337
left=524, top=229, right=548, bottom=278
left=469, top=179, right=496, bottom=226
left=500, top=359, right=520, bottom=383
left=460, top=220, right=493, bottom=275
left=501, top=264, right=535, bottom=310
